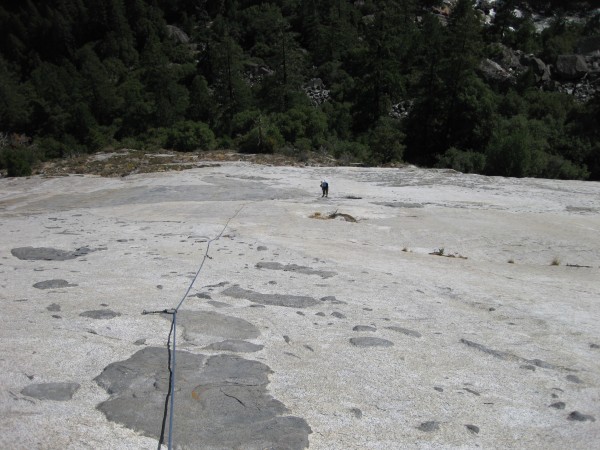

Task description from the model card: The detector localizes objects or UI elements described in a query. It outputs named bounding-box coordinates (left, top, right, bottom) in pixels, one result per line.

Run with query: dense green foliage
left=0, top=0, right=598, bottom=179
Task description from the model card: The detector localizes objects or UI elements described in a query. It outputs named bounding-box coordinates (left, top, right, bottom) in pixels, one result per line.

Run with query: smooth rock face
left=21, top=382, right=80, bottom=401
left=95, top=347, right=311, bottom=449
left=2, top=163, right=600, bottom=450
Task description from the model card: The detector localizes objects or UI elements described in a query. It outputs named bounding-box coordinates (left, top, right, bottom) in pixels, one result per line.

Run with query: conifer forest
left=1, top=0, right=599, bottom=179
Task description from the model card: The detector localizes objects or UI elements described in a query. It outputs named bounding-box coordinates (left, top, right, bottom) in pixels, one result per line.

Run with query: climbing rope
left=143, top=204, right=246, bottom=450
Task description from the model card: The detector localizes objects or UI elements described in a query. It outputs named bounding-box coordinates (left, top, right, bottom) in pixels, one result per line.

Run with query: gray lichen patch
left=255, top=262, right=336, bottom=279
left=222, top=285, right=319, bottom=308
left=169, top=310, right=260, bottom=343
left=21, top=382, right=80, bottom=401
left=203, top=340, right=264, bottom=353
left=95, top=347, right=311, bottom=449
left=33, top=279, right=77, bottom=289
left=349, top=337, right=394, bottom=348
left=11, top=246, right=95, bottom=261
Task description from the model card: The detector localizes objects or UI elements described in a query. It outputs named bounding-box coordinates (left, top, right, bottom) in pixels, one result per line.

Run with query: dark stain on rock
left=567, top=411, right=596, bottom=422
left=11, top=246, right=95, bottom=261
left=166, top=310, right=260, bottom=343
left=350, top=408, right=363, bottom=419
left=315, top=312, right=326, bottom=317
left=192, top=292, right=212, bottom=299
left=256, top=262, right=336, bottom=279
left=350, top=337, right=394, bottom=348
left=95, top=348, right=311, bottom=449
left=331, top=311, right=346, bottom=319
left=353, top=325, right=377, bottom=332
left=418, top=421, right=439, bottom=432
left=566, top=375, right=583, bottom=384
left=222, top=285, right=319, bottom=308
left=80, top=309, right=121, bottom=320
left=320, top=296, right=347, bottom=305
left=46, top=303, right=61, bottom=312
left=21, top=382, right=80, bottom=401
left=465, top=424, right=479, bottom=434
left=304, top=345, right=314, bottom=352
left=550, top=402, right=566, bottom=409
left=34, top=279, right=77, bottom=289
left=460, top=339, right=563, bottom=371
left=464, top=388, right=480, bottom=396
left=386, top=326, right=421, bottom=338
left=207, top=301, right=230, bottom=308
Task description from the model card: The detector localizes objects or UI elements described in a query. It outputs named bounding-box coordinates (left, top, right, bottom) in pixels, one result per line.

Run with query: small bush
left=551, top=257, right=561, bottom=266
left=0, top=146, right=37, bottom=176
left=436, top=147, right=486, bottom=174
left=166, top=121, right=216, bottom=152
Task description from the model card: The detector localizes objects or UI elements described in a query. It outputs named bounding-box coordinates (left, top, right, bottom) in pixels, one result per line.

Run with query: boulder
left=478, top=58, right=516, bottom=85
left=554, top=55, right=589, bottom=80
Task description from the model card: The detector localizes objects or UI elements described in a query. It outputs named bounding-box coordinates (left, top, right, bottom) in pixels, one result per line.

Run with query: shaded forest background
left=1, top=0, right=599, bottom=179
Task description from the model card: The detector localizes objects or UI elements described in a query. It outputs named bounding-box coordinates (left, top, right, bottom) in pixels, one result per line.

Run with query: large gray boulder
left=554, top=55, right=589, bottom=80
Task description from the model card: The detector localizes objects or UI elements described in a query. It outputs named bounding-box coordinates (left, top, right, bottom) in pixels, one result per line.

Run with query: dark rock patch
left=550, top=402, right=566, bottom=409
left=11, top=246, right=95, bottom=261
left=222, top=285, right=319, bottom=308
left=169, top=311, right=260, bottom=343
left=80, top=309, right=121, bottom=320
left=465, top=424, right=479, bottom=434
left=207, top=301, right=230, bottom=308
left=33, top=279, right=76, bottom=289
left=283, top=335, right=291, bottom=344
left=249, top=304, right=265, bottom=308
left=350, top=337, right=393, bottom=348
left=95, top=348, right=311, bottom=449
left=566, top=375, right=583, bottom=384
left=350, top=408, right=363, bottom=419
left=134, top=339, right=146, bottom=346
left=418, top=421, right=439, bottom=432
left=21, top=382, right=80, bottom=401
left=255, top=262, right=336, bottom=279
left=203, top=340, right=264, bottom=353
left=331, top=311, right=346, bottom=319
left=46, top=303, right=61, bottom=312
left=320, top=296, right=347, bottom=305
left=567, top=411, right=596, bottom=422
left=304, top=345, right=314, bottom=352
left=192, top=292, right=212, bottom=299
left=156, top=285, right=163, bottom=290
left=590, top=343, right=600, bottom=349
left=257, top=246, right=268, bottom=251
left=51, top=315, right=62, bottom=319
left=386, top=326, right=421, bottom=338
left=315, top=312, right=326, bottom=317
left=353, top=325, right=376, bottom=332
left=520, top=365, right=536, bottom=371
left=296, top=311, right=305, bottom=316
left=284, top=352, right=301, bottom=359
left=434, top=387, right=443, bottom=392
left=363, top=307, right=373, bottom=311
